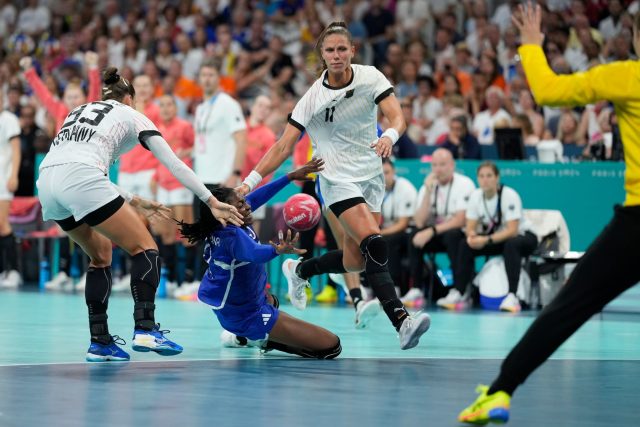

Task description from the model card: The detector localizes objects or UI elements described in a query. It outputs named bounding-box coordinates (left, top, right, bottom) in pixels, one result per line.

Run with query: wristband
left=381, top=128, right=400, bottom=145
left=242, top=170, right=262, bottom=191
left=430, top=225, right=438, bottom=235
left=487, top=235, right=494, bottom=244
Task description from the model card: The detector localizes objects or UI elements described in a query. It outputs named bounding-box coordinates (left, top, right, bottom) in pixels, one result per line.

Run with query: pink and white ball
left=283, top=194, right=321, bottom=231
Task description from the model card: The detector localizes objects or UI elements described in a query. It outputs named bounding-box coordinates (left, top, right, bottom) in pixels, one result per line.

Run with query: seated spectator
left=450, top=162, right=538, bottom=313
left=556, top=110, right=582, bottom=145
left=472, top=86, right=512, bottom=145
left=513, top=113, right=540, bottom=146
left=441, top=115, right=481, bottom=159
left=407, top=149, right=475, bottom=306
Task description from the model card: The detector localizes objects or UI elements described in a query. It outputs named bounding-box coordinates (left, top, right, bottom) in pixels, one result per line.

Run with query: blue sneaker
left=131, top=324, right=183, bottom=356
left=86, top=336, right=130, bottom=362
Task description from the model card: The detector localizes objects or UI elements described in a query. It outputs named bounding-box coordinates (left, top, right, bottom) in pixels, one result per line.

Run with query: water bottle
left=158, top=266, right=168, bottom=298
left=39, top=259, right=50, bottom=291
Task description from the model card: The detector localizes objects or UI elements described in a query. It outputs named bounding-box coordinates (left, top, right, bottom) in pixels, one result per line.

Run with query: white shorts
left=118, top=170, right=155, bottom=200
left=251, top=203, right=267, bottom=220
left=317, top=173, right=384, bottom=213
left=0, top=164, right=13, bottom=200
left=37, top=163, right=122, bottom=227
left=156, top=186, right=193, bottom=206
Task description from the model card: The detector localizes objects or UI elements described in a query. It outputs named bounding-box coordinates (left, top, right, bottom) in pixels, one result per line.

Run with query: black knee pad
left=359, top=234, right=388, bottom=274
left=263, top=338, right=341, bottom=359
left=313, top=338, right=342, bottom=359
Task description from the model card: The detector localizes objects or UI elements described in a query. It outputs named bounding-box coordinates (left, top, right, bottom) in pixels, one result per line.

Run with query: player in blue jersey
left=180, top=158, right=342, bottom=358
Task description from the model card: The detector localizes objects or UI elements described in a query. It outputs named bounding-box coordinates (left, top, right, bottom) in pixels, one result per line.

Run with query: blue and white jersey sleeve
left=226, top=227, right=278, bottom=264
left=246, top=175, right=291, bottom=212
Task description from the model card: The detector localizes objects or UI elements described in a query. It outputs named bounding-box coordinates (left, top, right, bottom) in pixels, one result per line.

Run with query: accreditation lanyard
left=195, top=92, right=221, bottom=135
left=432, top=177, right=453, bottom=221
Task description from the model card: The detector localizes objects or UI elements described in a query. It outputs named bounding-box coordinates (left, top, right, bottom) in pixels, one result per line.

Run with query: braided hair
left=179, top=187, right=237, bottom=244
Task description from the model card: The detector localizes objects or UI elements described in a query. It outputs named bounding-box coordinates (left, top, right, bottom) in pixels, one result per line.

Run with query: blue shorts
left=214, top=303, right=280, bottom=341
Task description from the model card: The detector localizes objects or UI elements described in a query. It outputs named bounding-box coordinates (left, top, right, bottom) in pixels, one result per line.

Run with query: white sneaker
left=165, top=281, right=178, bottom=298
left=401, top=288, right=424, bottom=304
left=75, top=273, right=87, bottom=291
left=0, top=270, right=22, bottom=288
left=436, top=288, right=463, bottom=308
left=398, top=312, right=431, bottom=350
left=220, top=330, right=263, bottom=348
left=499, top=292, right=521, bottom=313
left=355, top=299, right=381, bottom=329
left=111, top=274, right=131, bottom=293
left=282, top=258, right=309, bottom=310
left=45, top=271, right=72, bottom=291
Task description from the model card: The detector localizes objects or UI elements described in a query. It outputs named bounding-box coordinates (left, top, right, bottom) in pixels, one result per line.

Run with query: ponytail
left=102, top=67, right=135, bottom=101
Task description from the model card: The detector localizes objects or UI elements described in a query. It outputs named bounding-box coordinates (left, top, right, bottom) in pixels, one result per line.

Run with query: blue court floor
left=0, top=289, right=639, bottom=426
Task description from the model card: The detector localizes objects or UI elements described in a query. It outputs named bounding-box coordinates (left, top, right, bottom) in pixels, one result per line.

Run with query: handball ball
left=283, top=194, right=321, bottom=231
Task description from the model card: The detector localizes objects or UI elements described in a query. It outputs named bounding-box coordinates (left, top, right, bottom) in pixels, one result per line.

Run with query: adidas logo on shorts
left=262, top=313, right=272, bottom=326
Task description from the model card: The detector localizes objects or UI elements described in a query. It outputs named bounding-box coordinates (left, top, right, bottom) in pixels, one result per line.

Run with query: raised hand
left=19, top=57, right=33, bottom=72
left=512, top=1, right=544, bottom=46
left=208, top=196, right=243, bottom=227
left=270, top=229, right=307, bottom=255
left=287, top=157, right=325, bottom=182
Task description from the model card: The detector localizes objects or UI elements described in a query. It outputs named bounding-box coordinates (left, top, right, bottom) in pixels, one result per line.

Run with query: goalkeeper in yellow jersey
left=459, top=2, right=640, bottom=424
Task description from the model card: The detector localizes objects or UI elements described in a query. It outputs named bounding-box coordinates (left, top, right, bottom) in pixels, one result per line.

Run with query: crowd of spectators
left=0, top=0, right=633, bottom=291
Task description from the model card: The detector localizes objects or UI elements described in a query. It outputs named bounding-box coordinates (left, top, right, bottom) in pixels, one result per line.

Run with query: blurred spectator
left=396, top=61, right=419, bottom=99
left=472, top=86, right=512, bottom=145
left=412, top=75, right=443, bottom=141
left=363, top=0, right=395, bottom=67
left=599, top=0, right=625, bottom=40
left=19, top=52, right=101, bottom=135
left=16, top=104, right=48, bottom=197
left=242, top=95, right=277, bottom=235
left=151, top=95, right=197, bottom=286
left=17, top=0, right=50, bottom=37
left=394, top=99, right=419, bottom=159
left=441, top=115, right=481, bottom=159
left=513, top=113, right=541, bottom=146
left=556, top=110, right=582, bottom=146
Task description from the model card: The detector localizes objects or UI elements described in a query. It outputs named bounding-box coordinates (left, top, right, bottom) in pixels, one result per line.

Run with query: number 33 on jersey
left=43, top=100, right=161, bottom=174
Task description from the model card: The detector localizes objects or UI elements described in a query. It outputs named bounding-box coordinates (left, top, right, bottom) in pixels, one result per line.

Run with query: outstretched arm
left=514, top=2, right=640, bottom=106
left=20, top=57, right=66, bottom=119
left=144, top=134, right=243, bottom=226
left=229, top=228, right=278, bottom=263
left=246, top=158, right=324, bottom=211
left=238, top=123, right=302, bottom=195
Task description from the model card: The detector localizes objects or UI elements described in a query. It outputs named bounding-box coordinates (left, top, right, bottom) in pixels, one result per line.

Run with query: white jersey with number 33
left=40, top=99, right=160, bottom=175
left=288, top=64, right=394, bottom=182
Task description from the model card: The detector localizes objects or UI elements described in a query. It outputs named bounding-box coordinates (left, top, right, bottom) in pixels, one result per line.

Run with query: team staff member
left=460, top=4, right=640, bottom=423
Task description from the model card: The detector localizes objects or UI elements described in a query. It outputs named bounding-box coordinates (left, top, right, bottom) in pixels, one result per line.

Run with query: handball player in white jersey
left=239, top=22, right=430, bottom=349
left=36, top=67, right=242, bottom=362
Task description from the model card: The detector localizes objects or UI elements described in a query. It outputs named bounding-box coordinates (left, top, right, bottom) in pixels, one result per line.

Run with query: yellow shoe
left=458, top=385, right=511, bottom=425
left=315, top=285, right=338, bottom=303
